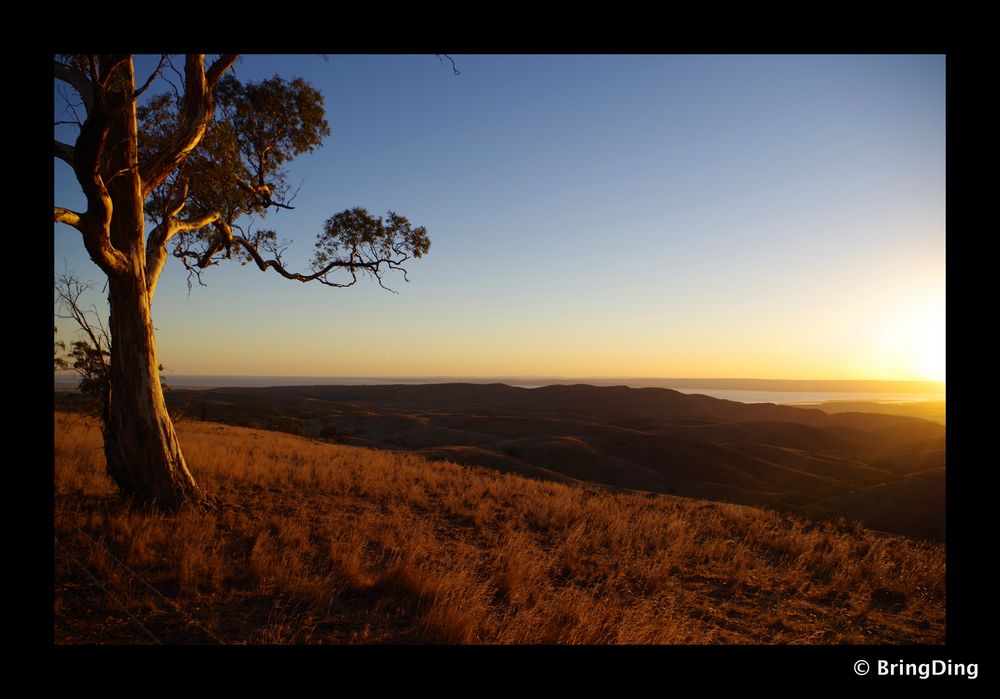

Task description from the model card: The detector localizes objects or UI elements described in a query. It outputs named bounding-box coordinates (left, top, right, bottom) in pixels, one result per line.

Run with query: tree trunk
left=100, top=57, right=204, bottom=511
left=103, top=272, right=204, bottom=511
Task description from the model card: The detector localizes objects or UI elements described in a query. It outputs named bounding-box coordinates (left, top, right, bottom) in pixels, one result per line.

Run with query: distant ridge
left=148, top=381, right=946, bottom=539
left=56, top=374, right=945, bottom=395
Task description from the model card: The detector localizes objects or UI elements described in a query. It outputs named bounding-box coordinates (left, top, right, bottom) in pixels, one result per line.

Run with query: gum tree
left=54, top=55, right=430, bottom=510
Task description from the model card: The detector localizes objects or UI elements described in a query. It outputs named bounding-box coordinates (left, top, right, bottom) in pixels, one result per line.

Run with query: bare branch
left=56, top=83, right=86, bottom=129
left=132, top=54, right=169, bottom=100
left=181, top=264, right=210, bottom=293
left=437, top=54, right=461, bottom=75
left=54, top=140, right=75, bottom=167
left=54, top=59, right=93, bottom=108
left=54, top=274, right=110, bottom=359
left=162, top=55, right=184, bottom=104
left=54, top=273, right=111, bottom=426
left=287, top=180, right=304, bottom=208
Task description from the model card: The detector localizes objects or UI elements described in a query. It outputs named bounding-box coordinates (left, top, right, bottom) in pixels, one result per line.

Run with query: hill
left=142, top=383, right=946, bottom=539
left=793, top=400, right=945, bottom=425
left=54, top=412, right=944, bottom=644
left=810, top=469, right=946, bottom=541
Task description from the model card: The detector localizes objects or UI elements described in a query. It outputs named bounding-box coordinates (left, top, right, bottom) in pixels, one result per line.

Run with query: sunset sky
left=53, top=54, right=945, bottom=382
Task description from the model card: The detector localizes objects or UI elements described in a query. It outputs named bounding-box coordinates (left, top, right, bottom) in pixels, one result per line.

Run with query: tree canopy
left=57, top=54, right=430, bottom=301
left=137, top=60, right=428, bottom=295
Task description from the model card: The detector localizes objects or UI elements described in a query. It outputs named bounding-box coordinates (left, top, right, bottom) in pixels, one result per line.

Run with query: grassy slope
left=54, top=412, right=945, bottom=644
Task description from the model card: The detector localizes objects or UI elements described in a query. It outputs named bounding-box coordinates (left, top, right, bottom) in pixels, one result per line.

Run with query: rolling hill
left=140, top=383, right=946, bottom=539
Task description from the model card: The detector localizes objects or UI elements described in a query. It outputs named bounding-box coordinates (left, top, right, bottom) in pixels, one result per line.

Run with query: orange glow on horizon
left=872, top=292, right=946, bottom=383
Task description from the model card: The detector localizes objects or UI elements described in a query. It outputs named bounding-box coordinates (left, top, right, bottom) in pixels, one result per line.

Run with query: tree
left=54, top=274, right=111, bottom=426
left=54, top=55, right=430, bottom=511
left=55, top=338, right=111, bottom=418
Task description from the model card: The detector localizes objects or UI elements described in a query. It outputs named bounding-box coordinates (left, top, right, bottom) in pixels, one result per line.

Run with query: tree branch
left=236, top=179, right=295, bottom=210
left=55, top=56, right=133, bottom=277
left=54, top=274, right=110, bottom=364
left=65, top=100, right=126, bottom=275
left=437, top=54, right=461, bottom=75
left=139, top=53, right=238, bottom=198
left=54, top=273, right=111, bottom=426
left=205, top=53, right=237, bottom=85
left=55, top=83, right=86, bottom=129
left=54, top=207, right=81, bottom=228
left=54, top=139, right=75, bottom=167
left=145, top=201, right=221, bottom=299
left=132, top=54, right=169, bottom=100
left=227, top=235, right=406, bottom=290
left=54, top=59, right=93, bottom=109
left=174, top=211, right=222, bottom=234
left=164, top=178, right=189, bottom=220
left=148, top=207, right=219, bottom=255
left=54, top=205, right=128, bottom=275
left=170, top=208, right=429, bottom=291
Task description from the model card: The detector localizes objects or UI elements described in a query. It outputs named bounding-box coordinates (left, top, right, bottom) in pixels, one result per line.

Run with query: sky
left=53, top=54, right=946, bottom=382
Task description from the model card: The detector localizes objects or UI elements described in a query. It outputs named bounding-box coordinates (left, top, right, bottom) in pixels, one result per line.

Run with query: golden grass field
left=54, top=411, right=945, bottom=644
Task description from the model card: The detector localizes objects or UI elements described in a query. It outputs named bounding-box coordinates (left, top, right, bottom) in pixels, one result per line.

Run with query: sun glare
left=916, top=319, right=946, bottom=382
left=880, top=294, right=945, bottom=382
left=916, top=295, right=946, bottom=382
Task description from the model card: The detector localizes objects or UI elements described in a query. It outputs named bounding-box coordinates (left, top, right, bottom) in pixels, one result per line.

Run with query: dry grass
left=54, top=411, right=945, bottom=644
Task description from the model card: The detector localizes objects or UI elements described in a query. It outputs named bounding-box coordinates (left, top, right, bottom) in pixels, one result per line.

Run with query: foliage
left=54, top=328, right=66, bottom=372
left=131, top=59, right=430, bottom=289
left=140, top=73, right=330, bottom=229
left=58, top=339, right=110, bottom=406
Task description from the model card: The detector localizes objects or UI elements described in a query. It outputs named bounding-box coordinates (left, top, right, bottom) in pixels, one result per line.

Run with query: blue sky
left=54, top=54, right=946, bottom=380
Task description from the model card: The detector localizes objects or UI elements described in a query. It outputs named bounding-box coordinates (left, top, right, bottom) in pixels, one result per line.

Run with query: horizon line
left=159, top=374, right=944, bottom=384
left=53, top=373, right=945, bottom=389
